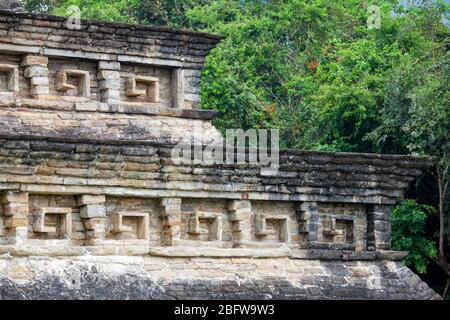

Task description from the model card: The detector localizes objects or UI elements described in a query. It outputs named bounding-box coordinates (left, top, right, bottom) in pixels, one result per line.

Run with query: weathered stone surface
left=0, top=9, right=439, bottom=300
left=0, top=257, right=441, bottom=300
left=21, top=55, right=48, bottom=67
left=0, top=1, right=24, bottom=12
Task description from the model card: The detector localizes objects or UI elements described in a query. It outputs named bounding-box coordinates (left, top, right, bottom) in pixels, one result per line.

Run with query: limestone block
left=1, top=191, right=29, bottom=204
left=84, top=218, right=105, bottom=230
left=77, top=194, right=106, bottom=206
left=3, top=203, right=28, bottom=216
left=24, top=66, right=49, bottom=78
left=149, top=246, right=291, bottom=258
left=6, top=226, right=27, bottom=244
left=188, top=214, right=201, bottom=235
left=22, top=56, right=50, bottom=98
left=98, top=61, right=120, bottom=71
left=80, top=204, right=106, bottom=219
left=30, top=85, right=49, bottom=95
left=227, top=200, right=251, bottom=213
left=75, top=101, right=99, bottom=111
left=98, top=62, right=121, bottom=103
left=30, top=76, right=49, bottom=86
left=4, top=217, right=28, bottom=228
left=160, top=198, right=182, bottom=246
left=98, top=70, right=121, bottom=80
left=171, top=68, right=184, bottom=109
left=84, top=218, right=106, bottom=241
left=162, top=215, right=181, bottom=227
left=99, top=78, right=121, bottom=90
left=227, top=200, right=252, bottom=245
left=369, top=204, right=392, bottom=250
left=21, top=55, right=48, bottom=67
left=295, top=201, right=318, bottom=243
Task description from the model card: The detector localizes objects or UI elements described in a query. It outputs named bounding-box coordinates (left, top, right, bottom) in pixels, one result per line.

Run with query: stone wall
left=0, top=256, right=440, bottom=300
left=0, top=10, right=222, bottom=110
left=0, top=10, right=440, bottom=299
left=0, top=1, right=23, bottom=12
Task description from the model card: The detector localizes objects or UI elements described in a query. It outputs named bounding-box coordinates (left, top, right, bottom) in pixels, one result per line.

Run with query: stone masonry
left=0, top=10, right=441, bottom=299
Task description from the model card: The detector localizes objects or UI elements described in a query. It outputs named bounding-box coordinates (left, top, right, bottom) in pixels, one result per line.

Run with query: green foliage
left=368, top=3, right=450, bottom=159
left=23, top=1, right=448, bottom=151
left=392, top=200, right=438, bottom=273
left=187, top=0, right=449, bottom=152
left=25, top=0, right=208, bottom=26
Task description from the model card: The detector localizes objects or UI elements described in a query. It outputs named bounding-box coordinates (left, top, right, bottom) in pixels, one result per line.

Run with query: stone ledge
left=150, top=246, right=292, bottom=258
left=0, top=256, right=440, bottom=300
left=0, top=98, right=218, bottom=120
left=376, top=250, right=409, bottom=261
left=0, top=44, right=186, bottom=68
left=0, top=244, right=408, bottom=260
left=0, top=9, right=224, bottom=41
left=0, top=244, right=150, bottom=256
left=290, top=249, right=408, bottom=261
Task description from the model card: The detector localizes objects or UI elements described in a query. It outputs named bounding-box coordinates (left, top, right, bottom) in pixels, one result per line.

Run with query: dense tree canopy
left=24, top=0, right=449, bottom=297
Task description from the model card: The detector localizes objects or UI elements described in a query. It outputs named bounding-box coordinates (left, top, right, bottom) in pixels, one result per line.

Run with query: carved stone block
left=295, top=202, right=318, bottom=244
left=83, top=218, right=106, bottom=242
left=171, top=68, right=184, bottom=109
left=1, top=191, right=29, bottom=243
left=57, top=69, right=90, bottom=97
left=77, top=194, right=106, bottom=206
left=22, top=55, right=49, bottom=97
left=228, top=200, right=252, bottom=246
left=126, top=75, right=159, bottom=102
left=187, top=211, right=223, bottom=241
left=21, top=55, right=48, bottom=68
left=78, top=195, right=106, bottom=219
left=255, top=213, right=290, bottom=243
left=98, top=62, right=120, bottom=103
left=368, top=204, right=392, bottom=250
left=111, top=212, right=149, bottom=240
left=322, top=214, right=355, bottom=245
left=160, top=198, right=182, bottom=246
left=33, top=207, right=72, bottom=239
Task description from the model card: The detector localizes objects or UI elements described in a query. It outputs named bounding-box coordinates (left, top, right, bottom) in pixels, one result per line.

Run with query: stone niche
left=251, top=201, right=299, bottom=247
left=180, top=199, right=232, bottom=248
left=33, top=207, right=72, bottom=239
left=2, top=193, right=370, bottom=253
left=0, top=64, right=19, bottom=94
left=0, top=54, right=29, bottom=98
left=0, top=52, right=184, bottom=109
left=105, top=197, right=161, bottom=244
left=316, top=203, right=367, bottom=251
left=48, top=58, right=99, bottom=100
left=120, top=63, right=172, bottom=107
left=28, top=195, right=84, bottom=244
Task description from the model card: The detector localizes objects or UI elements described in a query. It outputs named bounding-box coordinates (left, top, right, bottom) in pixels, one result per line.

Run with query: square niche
left=254, top=214, right=290, bottom=244
left=111, top=212, right=149, bottom=240
left=32, top=207, right=72, bottom=239
left=57, top=69, right=90, bottom=97
left=0, top=64, right=19, bottom=94
left=187, top=211, right=222, bottom=242
left=126, top=75, right=159, bottom=103
left=322, top=214, right=355, bottom=245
